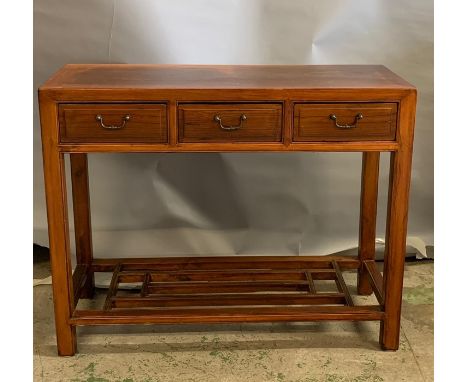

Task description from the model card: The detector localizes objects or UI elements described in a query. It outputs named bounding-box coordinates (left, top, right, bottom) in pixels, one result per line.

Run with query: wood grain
left=38, top=94, right=77, bottom=356
left=70, top=153, right=94, bottom=298
left=57, top=141, right=400, bottom=153
left=70, top=306, right=385, bottom=325
left=178, top=103, right=282, bottom=143
left=59, top=103, right=168, bottom=143
left=293, top=103, right=397, bottom=142
left=90, top=255, right=361, bottom=272
left=358, top=152, right=380, bottom=295
left=41, top=64, right=414, bottom=90
left=110, top=293, right=346, bottom=309
left=38, top=64, right=417, bottom=355
left=379, top=90, right=417, bottom=350
left=363, top=260, right=384, bottom=306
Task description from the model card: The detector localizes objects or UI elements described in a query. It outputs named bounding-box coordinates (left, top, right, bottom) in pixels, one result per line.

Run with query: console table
left=38, top=64, right=416, bottom=356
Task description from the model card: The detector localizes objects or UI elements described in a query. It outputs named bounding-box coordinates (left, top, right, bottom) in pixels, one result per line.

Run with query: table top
left=40, top=64, right=415, bottom=91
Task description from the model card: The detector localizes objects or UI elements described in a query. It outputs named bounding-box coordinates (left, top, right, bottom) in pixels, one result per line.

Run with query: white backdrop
left=33, top=0, right=433, bottom=259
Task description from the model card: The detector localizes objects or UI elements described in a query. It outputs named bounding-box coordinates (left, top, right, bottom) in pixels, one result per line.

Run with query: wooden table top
left=40, top=64, right=415, bottom=91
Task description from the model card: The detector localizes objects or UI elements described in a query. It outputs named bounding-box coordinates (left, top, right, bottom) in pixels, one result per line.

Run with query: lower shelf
left=71, top=255, right=384, bottom=326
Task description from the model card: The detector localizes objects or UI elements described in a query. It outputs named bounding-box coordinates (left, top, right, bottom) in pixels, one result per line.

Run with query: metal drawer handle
left=214, top=114, right=247, bottom=131
left=329, top=113, right=363, bottom=129
left=96, top=114, right=131, bottom=129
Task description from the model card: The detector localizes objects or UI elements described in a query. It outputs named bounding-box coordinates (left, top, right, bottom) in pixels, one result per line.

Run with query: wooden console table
left=38, top=64, right=416, bottom=356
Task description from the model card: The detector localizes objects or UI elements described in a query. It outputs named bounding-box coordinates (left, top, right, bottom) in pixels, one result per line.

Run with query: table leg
left=358, top=152, right=380, bottom=295
left=379, top=91, right=416, bottom=350
left=70, top=153, right=95, bottom=298
left=40, top=98, right=77, bottom=356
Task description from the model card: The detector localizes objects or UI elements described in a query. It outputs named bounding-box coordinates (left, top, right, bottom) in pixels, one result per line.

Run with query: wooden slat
left=168, top=100, right=177, bottom=146
left=147, top=280, right=310, bottom=294
left=70, top=305, right=384, bottom=325
left=111, top=293, right=346, bottom=308
left=283, top=100, right=292, bottom=146
left=364, top=261, right=385, bottom=306
left=70, top=153, right=95, bottom=298
left=116, top=269, right=337, bottom=283
left=103, top=264, right=121, bottom=310
left=72, top=264, right=88, bottom=307
left=58, top=141, right=399, bottom=153
left=140, top=273, right=151, bottom=297
left=91, top=255, right=360, bottom=272
left=120, top=269, right=304, bottom=282
left=358, top=152, right=380, bottom=295
left=118, top=271, right=336, bottom=283
left=148, top=269, right=308, bottom=282
left=117, top=273, right=147, bottom=283
left=332, top=261, right=354, bottom=307
left=306, top=271, right=316, bottom=294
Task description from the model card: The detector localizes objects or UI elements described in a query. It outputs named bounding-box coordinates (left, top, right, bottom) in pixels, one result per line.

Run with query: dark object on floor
left=34, top=243, right=50, bottom=263
left=34, top=244, right=51, bottom=279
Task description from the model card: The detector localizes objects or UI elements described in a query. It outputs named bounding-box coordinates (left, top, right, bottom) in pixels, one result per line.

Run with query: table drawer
left=178, top=103, right=283, bottom=143
left=59, top=104, right=168, bottom=143
left=293, top=103, right=397, bottom=142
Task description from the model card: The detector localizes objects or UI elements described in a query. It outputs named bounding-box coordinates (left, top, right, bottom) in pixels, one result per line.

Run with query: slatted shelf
left=72, top=256, right=384, bottom=325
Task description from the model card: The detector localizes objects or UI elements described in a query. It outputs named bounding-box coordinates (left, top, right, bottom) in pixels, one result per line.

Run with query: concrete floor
left=33, top=260, right=433, bottom=382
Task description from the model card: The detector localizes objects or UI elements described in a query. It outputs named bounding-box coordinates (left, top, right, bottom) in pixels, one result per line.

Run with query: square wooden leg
left=357, top=152, right=380, bottom=295
left=70, top=153, right=95, bottom=299
left=379, top=91, right=416, bottom=350
left=42, top=151, right=77, bottom=356
left=40, top=99, right=77, bottom=356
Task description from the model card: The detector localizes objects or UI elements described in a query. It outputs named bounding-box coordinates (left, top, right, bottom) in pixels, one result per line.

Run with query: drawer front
left=59, top=104, right=167, bottom=143
left=293, top=103, right=397, bottom=142
left=178, top=103, right=283, bottom=143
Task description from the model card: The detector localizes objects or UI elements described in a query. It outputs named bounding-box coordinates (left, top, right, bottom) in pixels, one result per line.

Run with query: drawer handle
left=329, top=113, right=363, bottom=129
left=214, top=114, right=247, bottom=131
left=95, top=114, right=131, bottom=129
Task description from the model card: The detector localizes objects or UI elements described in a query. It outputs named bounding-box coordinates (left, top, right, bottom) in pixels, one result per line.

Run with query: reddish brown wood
left=57, top=141, right=400, bottom=153
left=358, top=152, right=380, bottom=295
left=59, top=104, right=167, bottom=143
left=363, top=260, right=384, bottom=306
left=72, top=264, right=88, bottom=307
left=140, top=273, right=151, bottom=297
left=283, top=100, right=292, bottom=146
left=117, top=270, right=338, bottom=284
left=104, top=264, right=122, bottom=310
left=39, top=94, right=77, bottom=356
left=38, top=64, right=416, bottom=355
left=110, top=293, right=346, bottom=309
left=379, top=90, right=417, bottom=350
left=90, top=255, right=361, bottom=272
left=41, top=64, right=414, bottom=90
left=332, top=261, right=354, bottom=306
left=70, top=153, right=94, bottom=298
left=306, top=272, right=316, bottom=294
left=85, top=256, right=366, bottom=326
left=168, top=100, right=178, bottom=146
left=148, top=269, right=307, bottom=282
left=70, top=305, right=385, bottom=326
left=178, top=103, right=282, bottom=143
left=147, top=280, right=310, bottom=294
left=293, top=103, right=397, bottom=142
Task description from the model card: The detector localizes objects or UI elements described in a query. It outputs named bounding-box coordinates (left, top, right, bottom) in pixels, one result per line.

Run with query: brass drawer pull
left=214, top=114, right=247, bottom=131
left=329, top=113, right=363, bottom=129
left=96, top=114, right=131, bottom=129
